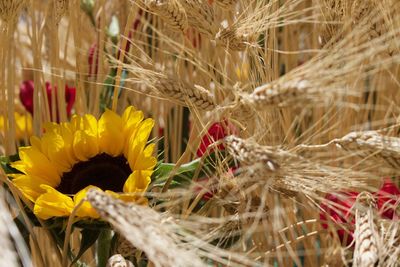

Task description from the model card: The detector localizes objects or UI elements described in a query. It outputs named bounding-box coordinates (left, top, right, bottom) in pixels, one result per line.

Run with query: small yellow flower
left=0, top=112, right=32, bottom=141
left=12, top=106, right=156, bottom=220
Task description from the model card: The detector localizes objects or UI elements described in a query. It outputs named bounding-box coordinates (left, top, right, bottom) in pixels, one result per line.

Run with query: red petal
left=376, top=178, right=400, bottom=219
left=196, top=121, right=236, bottom=157
left=19, top=80, right=35, bottom=114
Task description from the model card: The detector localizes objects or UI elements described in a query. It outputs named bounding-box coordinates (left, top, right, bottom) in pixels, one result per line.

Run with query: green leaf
left=71, top=229, right=101, bottom=266
left=150, top=151, right=232, bottom=189
left=0, top=153, right=21, bottom=174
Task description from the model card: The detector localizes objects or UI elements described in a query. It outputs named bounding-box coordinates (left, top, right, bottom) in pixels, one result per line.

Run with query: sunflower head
left=11, top=106, right=156, bottom=220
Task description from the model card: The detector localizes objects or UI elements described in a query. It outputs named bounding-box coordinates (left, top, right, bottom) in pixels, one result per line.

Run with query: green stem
left=97, top=229, right=112, bottom=267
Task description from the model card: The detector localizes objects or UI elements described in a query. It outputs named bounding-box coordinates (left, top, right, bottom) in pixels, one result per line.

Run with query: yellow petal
left=41, top=132, right=73, bottom=173
left=73, top=186, right=101, bottom=218
left=123, top=170, right=152, bottom=194
left=15, top=112, right=32, bottom=140
left=73, top=130, right=99, bottom=161
left=34, top=185, right=74, bottom=220
left=12, top=175, right=49, bottom=202
left=134, top=144, right=157, bottom=171
left=106, top=190, right=148, bottom=205
left=98, top=109, right=124, bottom=156
left=122, top=109, right=144, bottom=155
left=126, top=119, right=154, bottom=170
left=12, top=146, right=60, bottom=185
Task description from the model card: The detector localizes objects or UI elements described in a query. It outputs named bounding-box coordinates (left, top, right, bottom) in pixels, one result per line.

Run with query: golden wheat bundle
left=143, top=0, right=188, bottom=32
left=86, top=189, right=207, bottom=267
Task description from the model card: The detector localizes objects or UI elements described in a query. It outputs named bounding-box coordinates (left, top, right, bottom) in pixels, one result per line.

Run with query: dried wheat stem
left=106, top=254, right=134, bottom=267
left=144, top=0, right=188, bottom=32
left=155, top=75, right=216, bottom=111
left=353, top=192, right=382, bottom=267
left=181, top=0, right=216, bottom=36
left=86, top=189, right=207, bottom=267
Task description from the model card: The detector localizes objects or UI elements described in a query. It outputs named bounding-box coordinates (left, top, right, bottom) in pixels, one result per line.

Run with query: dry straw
left=86, top=189, right=207, bottom=267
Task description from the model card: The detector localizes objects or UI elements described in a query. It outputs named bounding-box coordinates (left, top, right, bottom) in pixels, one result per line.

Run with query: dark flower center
left=57, top=153, right=132, bottom=195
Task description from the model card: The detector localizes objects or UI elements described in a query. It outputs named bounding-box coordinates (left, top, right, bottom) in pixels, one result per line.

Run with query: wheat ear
left=154, top=76, right=216, bottom=111
left=224, top=135, right=281, bottom=171
left=0, top=0, right=26, bottom=22
left=144, top=0, right=188, bottom=32
left=181, top=0, right=217, bottom=37
left=353, top=192, right=382, bottom=267
left=86, top=189, right=207, bottom=267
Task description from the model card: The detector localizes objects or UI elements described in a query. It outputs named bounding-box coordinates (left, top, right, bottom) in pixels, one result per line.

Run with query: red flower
left=19, top=80, right=76, bottom=119
left=320, top=191, right=358, bottom=245
left=196, top=121, right=236, bottom=157
left=376, top=178, right=400, bottom=220
left=320, top=178, right=400, bottom=245
left=194, top=121, right=237, bottom=200
left=88, top=43, right=99, bottom=77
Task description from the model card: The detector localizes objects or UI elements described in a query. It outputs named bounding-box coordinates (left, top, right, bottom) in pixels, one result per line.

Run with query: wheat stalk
left=106, top=254, right=134, bottom=267
left=353, top=192, right=382, bottom=267
left=86, top=189, right=207, bottom=267
left=144, top=0, right=188, bottom=32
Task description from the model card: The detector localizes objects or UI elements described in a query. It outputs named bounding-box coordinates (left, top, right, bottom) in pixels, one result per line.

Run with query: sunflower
left=11, top=106, right=156, bottom=220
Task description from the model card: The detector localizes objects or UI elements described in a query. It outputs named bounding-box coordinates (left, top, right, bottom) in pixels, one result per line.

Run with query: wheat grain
left=145, top=0, right=188, bottom=32
left=353, top=192, right=382, bottom=267
left=106, top=254, right=134, bottom=267
left=86, top=189, right=207, bottom=267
